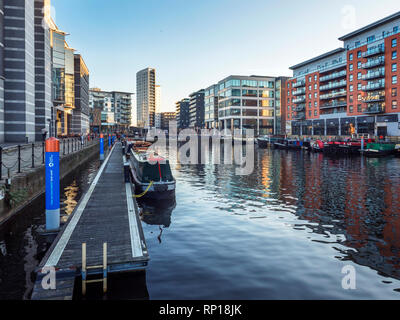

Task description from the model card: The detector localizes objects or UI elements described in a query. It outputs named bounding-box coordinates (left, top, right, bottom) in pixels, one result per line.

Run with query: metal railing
left=0, top=137, right=99, bottom=181
left=319, top=70, right=347, bottom=82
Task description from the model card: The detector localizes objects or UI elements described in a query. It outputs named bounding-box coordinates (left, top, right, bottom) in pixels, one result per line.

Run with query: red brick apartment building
left=286, top=11, right=400, bottom=137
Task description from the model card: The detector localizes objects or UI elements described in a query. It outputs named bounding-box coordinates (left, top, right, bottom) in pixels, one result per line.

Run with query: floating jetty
left=31, top=142, right=149, bottom=300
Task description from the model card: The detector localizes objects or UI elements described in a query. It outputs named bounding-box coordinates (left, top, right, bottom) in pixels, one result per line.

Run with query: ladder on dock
left=82, top=242, right=107, bottom=296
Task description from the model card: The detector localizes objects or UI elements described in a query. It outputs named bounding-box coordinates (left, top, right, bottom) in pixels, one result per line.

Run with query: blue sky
left=53, top=0, right=400, bottom=119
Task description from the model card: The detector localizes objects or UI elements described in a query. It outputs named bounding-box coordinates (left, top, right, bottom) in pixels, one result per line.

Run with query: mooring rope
left=133, top=181, right=154, bottom=198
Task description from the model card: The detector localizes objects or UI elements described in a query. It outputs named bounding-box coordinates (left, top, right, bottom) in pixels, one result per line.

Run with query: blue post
left=108, top=134, right=111, bottom=149
left=45, top=137, right=60, bottom=231
left=100, top=133, right=104, bottom=160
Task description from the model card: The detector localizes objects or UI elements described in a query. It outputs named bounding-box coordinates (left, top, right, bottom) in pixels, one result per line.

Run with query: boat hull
left=257, top=139, right=269, bottom=148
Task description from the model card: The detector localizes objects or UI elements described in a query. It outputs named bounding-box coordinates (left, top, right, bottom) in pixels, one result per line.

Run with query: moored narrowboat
left=127, top=141, right=176, bottom=200
left=360, top=142, right=397, bottom=157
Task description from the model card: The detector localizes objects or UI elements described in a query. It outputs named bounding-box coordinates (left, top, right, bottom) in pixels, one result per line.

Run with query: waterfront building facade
left=176, top=98, right=190, bottom=129
left=112, top=91, right=133, bottom=132
left=72, top=54, right=89, bottom=135
left=136, top=67, right=156, bottom=129
left=160, top=112, right=176, bottom=130
left=204, top=84, right=219, bottom=129
left=189, top=89, right=205, bottom=129
left=0, top=0, right=4, bottom=143
left=217, top=75, right=280, bottom=136
left=3, top=0, right=36, bottom=142
left=286, top=11, right=400, bottom=137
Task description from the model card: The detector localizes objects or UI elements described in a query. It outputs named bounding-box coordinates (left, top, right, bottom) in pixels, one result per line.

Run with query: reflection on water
left=142, top=146, right=400, bottom=299
left=0, top=158, right=100, bottom=300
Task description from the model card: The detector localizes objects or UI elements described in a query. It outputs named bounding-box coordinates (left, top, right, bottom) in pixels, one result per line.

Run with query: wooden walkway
left=31, top=143, right=149, bottom=300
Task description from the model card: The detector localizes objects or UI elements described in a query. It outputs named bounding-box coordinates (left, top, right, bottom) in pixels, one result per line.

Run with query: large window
left=242, top=89, right=257, bottom=97
left=242, top=109, right=258, bottom=117
left=241, top=80, right=258, bottom=87
left=259, top=90, right=274, bottom=98
left=242, top=99, right=257, bottom=107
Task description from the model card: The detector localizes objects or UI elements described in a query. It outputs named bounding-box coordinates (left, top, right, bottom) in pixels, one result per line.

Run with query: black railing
left=0, top=137, right=99, bottom=180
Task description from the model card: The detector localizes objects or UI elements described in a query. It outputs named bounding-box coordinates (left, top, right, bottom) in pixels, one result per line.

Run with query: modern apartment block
left=136, top=67, right=156, bottom=129
left=217, top=75, right=284, bottom=136
left=176, top=98, right=190, bottom=129
left=0, top=0, right=4, bottom=143
left=89, top=88, right=132, bottom=133
left=72, top=54, right=90, bottom=135
left=189, top=89, right=205, bottom=129
left=3, top=0, right=36, bottom=142
left=287, top=11, right=400, bottom=137
left=204, top=84, right=219, bottom=129
left=160, top=112, right=176, bottom=130
left=112, top=91, right=133, bottom=131
left=34, top=0, right=52, bottom=141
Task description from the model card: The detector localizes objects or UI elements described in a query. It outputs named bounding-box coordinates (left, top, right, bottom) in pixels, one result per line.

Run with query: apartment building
left=204, top=84, right=219, bottom=129
left=89, top=88, right=132, bottom=133
left=217, top=75, right=283, bottom=136
left=136, top=67, right=156, bottom=128
left=160, top=112, right=176, bottom=130
left=0, top=0, right=4, bottom=143
left=287, top=11, right=400, bottom=137
left=189, top=89, right=205, bottom=129
left=72, top=54, right=90, bottom=135
left=176, top=98, right=190, bottom=129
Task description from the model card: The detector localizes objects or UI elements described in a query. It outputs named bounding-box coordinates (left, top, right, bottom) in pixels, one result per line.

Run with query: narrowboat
left=127, top=141, right=176, bottom=200
left=360, top=142, right=397, bottom=157
left=256, top=136, right=270, bottom=148
left=310, top=140, right=324, bottom=152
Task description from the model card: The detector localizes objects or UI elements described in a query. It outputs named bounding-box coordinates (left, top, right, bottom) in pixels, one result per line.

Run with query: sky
left=52, top=0, right=400, bottom=124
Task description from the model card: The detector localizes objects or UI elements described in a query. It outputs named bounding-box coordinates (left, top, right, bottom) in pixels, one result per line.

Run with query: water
left=1, top=147, right=400, bottom=299
left=141, top=148, right=400, bottom=300
left=0, top=156, right=100, bottom=300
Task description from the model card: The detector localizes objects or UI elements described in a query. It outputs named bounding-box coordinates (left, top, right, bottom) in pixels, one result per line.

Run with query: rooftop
left=339, top=11, right=400, bottom=41
left=289, top=48, right=345, bottom=70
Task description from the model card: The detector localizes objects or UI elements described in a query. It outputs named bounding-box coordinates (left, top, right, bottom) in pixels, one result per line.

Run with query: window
left=314, top=93, right=317, bottom=98
left=349, top=84, right=354, bottom=92
left=349, top=74, right=354, bottom=82
left=393, top=100, right=398, bottom=109
left=357, top=72, right=362, bottom=80
left=358, top=93, right=362, bottom=101
left=367, top=35, right=375, bottom=43
left=394, top=26, right=399, bottom=33
left=392, top=76, right=398, bottom=84
left=349, top=53, right=353, bottom=61
left=314, top=84, right=317, bottom=90
left=392, top=63, right=397, bottom=72
left=355, top=41, right=361, bottom=48
left=314, top=75, right=317, bottom=81
left=392, top=51, right=397, bottom=59
left=349, top=105, right=354, bottom=113
left=357, top=104, right=362, bottom=112
left=392, top=39, right=397, bottom=47
left=314, top=102, right=317, bottom=107
left=309, top=76, right=312, bottom=82
left=349, top=64, right=354, bottom=71
left=357, top=83, right=362, bottom=90
left=357, top=50, right=362, bottom=58
left=314, top=110, right=317, bottom=116
left=309, top=85, right=312, bottom=91
left=349, top=95, right=353, bottom=103
left=392, top=88, right=397, bottom=97
left=357, top=62, right=362, bottom=69
left=309, top=94, right=311, bottom=99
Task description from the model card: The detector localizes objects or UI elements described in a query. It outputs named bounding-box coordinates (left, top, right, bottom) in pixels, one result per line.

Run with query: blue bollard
left=108, top=134, right=111, bottom=149
left=100, top=133, right=104, bottom=160
left=45, top=137, right=60, bottom=231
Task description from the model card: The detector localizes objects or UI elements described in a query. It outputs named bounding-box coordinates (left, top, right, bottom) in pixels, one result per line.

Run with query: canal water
left=1, top=146, right=400, bottom=299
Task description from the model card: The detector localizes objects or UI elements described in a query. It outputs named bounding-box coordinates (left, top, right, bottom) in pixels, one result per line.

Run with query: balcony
left=361, top=80, right=385, bottom=91
left=364, top=94, right=385, bottom=103
left=293, top=96, right=306, bottom=103
left=293, top=112, right=306, bottom=120
left=362, top=45, right=385, bottom=58
left=320, top=100, right=347, bottom=109
left=293, top=80, right=306, bottom=88
left=293, top=88, right=306, bottom=95
left=294, top=104, right=305, bottom=112
left=319, top=80, right=347, bottom=91
left=361, top=68, right=385, bottom=80
left=319, top=70, right=347, bottom=82
left=363, top=103, right=385, bottom=114
left=361, top=57, right=385, bottom=69
left=320, top=90, right=347, bottom=100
